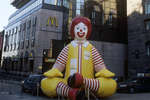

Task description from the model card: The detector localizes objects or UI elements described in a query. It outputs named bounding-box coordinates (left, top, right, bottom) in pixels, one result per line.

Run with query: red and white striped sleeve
left=92, top=46, right=104, bottom=65
left=56, top=45, right=69, bottom=66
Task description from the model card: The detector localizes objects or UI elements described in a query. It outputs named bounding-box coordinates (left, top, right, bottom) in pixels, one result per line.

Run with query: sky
left=0, top=0, right=16, bottom=31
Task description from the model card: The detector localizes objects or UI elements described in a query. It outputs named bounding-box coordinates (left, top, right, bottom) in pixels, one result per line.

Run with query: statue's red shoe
left=68, top=88, right=84, bottom=100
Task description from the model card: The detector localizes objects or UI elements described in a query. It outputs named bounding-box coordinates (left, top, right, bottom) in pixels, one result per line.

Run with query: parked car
left=21, top=74, right=45, bottom=95
left=117, top=76, right=150, bottom=93
left=113, top=76, right=124, bottom=83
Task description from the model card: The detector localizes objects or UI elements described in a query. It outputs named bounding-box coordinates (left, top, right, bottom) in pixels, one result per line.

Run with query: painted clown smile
left=77, top=31, right=85, bottom=38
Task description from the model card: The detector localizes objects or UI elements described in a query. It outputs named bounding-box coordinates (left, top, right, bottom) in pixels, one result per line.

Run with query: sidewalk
left=0, top=94, right=52, bottom=100
left=0, top=80, right=21, bottom=95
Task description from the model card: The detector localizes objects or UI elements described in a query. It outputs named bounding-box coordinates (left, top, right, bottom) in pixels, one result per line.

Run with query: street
left=1, top=92, right=150, bottom=100
left=0, top=80, right=150, bottom=100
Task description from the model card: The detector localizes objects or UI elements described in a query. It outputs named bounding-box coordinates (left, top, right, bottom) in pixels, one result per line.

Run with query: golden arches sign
left=47, top=16, right=58, bottom=27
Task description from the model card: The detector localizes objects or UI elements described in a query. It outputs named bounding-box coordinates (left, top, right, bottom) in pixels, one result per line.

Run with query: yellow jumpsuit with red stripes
left=41, top=41, right=117, bottom=97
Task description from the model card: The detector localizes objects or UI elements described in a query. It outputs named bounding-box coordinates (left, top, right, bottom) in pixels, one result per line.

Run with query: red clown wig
left=70, top=16, right=92, bottom=39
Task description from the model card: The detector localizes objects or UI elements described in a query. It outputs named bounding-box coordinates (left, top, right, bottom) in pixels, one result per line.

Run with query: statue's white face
left=74, top=22, right=88, bottom=40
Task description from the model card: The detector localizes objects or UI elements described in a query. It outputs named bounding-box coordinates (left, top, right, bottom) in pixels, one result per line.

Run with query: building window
left=12, top=28, right=15, bottom=51
left=17, top=25, right=21, bottom=50
left=9, top=29, right=14, bottom=51
left=21, top=23, right=26, bottom=49
left=15, top=27, right=17, bottom=34
left=14, top=43, right=16, bottom=50
left=21, top=41, right=24, bottom=49
left=134, top=50, right=140, bottom=59
left=8, top=30, right=11, bottom=51
left=23, top=22, right=26, bottom=31
left=57, top=0, right=62, bottom=6
left=7, top=34, right=10, bottom=51
left=31, top=39, right=35, bottom=47
left=4, top=33, right=9, bottom=52
left=44, top=0, right=67, bottom=7
left=31, top=16, right=37, bottom=48
left=10, top=34, right=13, bottom=51
left=14, top=33, right=17, bottom=50
left=144, top=20, right=150, bottom=31
left=26, top=20, right=31, bottom=41
left=44, top=0, right=62, bottom=6
left=20, top=23, right=26, bottom=49
left=146, top=41, right=150, bottom=56
left=75, top=0, right=84, bottom=16
left=92, top=11, right=96, bottom=19
left=32, top=16, right=37, bottom=40
left=33, top=16, right=37, bottom=26
left=16, top=26, right=19, bottom=50
left=12, top=28, right=14, bottom=35
left=91, top=11, right=96, bottom=24
left=103, top=0, right=117, bottom=25
left=63, top=0, right=69, bottom=8
left=44, top=0, right=55, bottom=5
left=26, top=40, right=29, bottom=48
left=18, top=41, right=20, bottom=50
left=145, top=1, right=150, bottom=15
left=9, top=30, right=11, bottom=35
left=108, top=12, right=113, bottom=25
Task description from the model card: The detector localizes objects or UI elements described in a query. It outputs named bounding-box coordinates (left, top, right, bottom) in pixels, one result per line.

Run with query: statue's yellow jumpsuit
left=41, top=41, right=117, bottom=98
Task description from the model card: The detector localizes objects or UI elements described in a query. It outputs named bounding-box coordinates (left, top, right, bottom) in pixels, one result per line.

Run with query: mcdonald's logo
left=47, top=16, right=58, bottom=27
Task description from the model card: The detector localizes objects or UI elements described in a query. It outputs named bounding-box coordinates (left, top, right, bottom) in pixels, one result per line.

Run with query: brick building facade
left=128, top=0, right=150, bottom=76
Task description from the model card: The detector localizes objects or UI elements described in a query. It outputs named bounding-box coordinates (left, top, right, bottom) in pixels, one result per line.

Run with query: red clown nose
left=70, top=16, right=92, bottom=39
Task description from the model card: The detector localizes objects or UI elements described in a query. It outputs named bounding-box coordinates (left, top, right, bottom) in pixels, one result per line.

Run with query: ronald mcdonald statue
left=41, top=16, right=117, bottom=100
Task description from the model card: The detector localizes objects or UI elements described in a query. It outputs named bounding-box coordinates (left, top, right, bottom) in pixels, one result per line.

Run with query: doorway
left=29, top=60, right=34, bottom=72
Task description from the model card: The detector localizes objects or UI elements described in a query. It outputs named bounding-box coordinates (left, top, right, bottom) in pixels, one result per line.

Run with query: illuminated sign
left=47, top=16, right=58, bottom=27
left=44, top=58, right=55, bottom=63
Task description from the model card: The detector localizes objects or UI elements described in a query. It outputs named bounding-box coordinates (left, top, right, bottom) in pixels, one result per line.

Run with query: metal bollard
left=85, top=88, right=90, bottom=100
left=37, top=83, right=40, bottom=96
left=87, top=88, right=90, bottom=100
left=58, top=95, right=61, bottom=100
left=90, top=91, right=99, bottom=100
